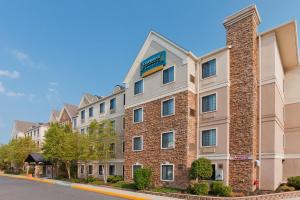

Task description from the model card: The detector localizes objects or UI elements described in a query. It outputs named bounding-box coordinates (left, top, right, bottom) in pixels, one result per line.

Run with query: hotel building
left=123, top=5, right=300, bottom=192
left=75, top=87, right=125, bottom=179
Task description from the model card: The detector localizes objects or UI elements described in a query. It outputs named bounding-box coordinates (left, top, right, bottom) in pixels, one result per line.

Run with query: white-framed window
left=80, top=165, right=84, bottom=174
left=72, top=118, right=77, bottom=129
left=110, top=98, right=116, bottom=110
left=202, top=59, right=216, bottom=79
left=89, top=107, right=93, bottom=118
left=162, top=98, right=175, bottom=116
left=163, top=66, right=175, bottom=84
left=88, top=165, right=93, bottom=175
left=161, top=131, right=174, bottom=149
left=132, top=164, right=142, bottom=178
left=134, top=80, right=144, bottom=95
left=100, top=102, right=105, bottom=114
left=201, top=129, right=216, bottom=147
left=109, top=165, right=115, bottom=176
left=132, top=136, right=143, bottom=151
left=202, top=93, right=216, bottom=113
left=133, top=108, right=143, bottom=123
left=161, top=163, right=174, bottom=181
left=99, top=165, right=104, bottom=175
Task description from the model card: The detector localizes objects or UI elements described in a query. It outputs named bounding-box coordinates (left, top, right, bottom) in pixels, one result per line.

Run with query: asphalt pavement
left=0, top=176, right=125, bottom=200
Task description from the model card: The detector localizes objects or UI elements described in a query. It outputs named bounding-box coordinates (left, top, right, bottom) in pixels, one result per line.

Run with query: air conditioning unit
left=215, top=169, right=224, bottom=181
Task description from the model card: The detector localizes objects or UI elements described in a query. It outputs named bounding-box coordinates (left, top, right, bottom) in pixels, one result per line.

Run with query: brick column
left=223, top=5, right=260, bottom=192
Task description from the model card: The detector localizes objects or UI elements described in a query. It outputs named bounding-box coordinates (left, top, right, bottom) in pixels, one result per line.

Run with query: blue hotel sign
left=140, top=51, right=166, bottom=77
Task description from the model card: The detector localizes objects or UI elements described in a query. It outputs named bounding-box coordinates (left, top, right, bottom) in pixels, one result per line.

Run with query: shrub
left=151, top=187, right=181, bottom=193
left=133, top=168, right=152, bottom=190
left=107, top=175, right=124, bottom=183
left=85, top=176, right=97, bottom=183
left=189, top=158, right=213, bottom=180
left=210, top=181, right=232, bottom=197
left=190, top=182, right=209, bottom=195
left=112, top=181, right=136, bottom=190
left=288, top=176, right=300, bottom=189
left=276, top=184, right=295, bottom=192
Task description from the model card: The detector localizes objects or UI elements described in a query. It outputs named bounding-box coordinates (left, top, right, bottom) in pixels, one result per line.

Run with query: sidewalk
left=0, top=173, right=181, bottom=200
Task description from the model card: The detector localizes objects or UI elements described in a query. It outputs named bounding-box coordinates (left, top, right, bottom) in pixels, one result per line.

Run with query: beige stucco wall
left=285, top=67, right=300, bottom=104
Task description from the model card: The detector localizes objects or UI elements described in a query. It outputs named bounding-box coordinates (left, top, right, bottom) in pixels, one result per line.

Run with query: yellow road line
left=71, top=185, right=150, bottom=200
left=0, top=174, right=55, bottom=184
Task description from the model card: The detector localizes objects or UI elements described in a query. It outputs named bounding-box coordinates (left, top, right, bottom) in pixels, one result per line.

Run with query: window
left=80, top=165, right=84, bottom=174
left=109, top=165, right=115, bottom=176
left=202, top=94, right=216, bottom=113
left=123, top=94, right=126, bottom=105
left=133, top=108, right=143, bottom=123
left=122, top=141, right=125, bottom=153
left=80, top=128, right=85, bottom=134
left=89, top=107, right=93, bottom=118
left=134, top=80, right=143, bottom=95
left=100, top=102, right=105, bottom=114
left=133, top=136, right=142, bottom=151
left=163, top=66, right=174, bottom=84
left=88, top=165, right=93, bottom=174
left=161, top=131, right=174, bottom=149
left=201, top=129, right=216, bottom=147
left=81, top=110, right=85, bottom=120
left=202, top=59, right=216, bottom=79
left=99, top=165, right=103, bottom=175
left=132, top=165, right=142, bottom=177
left=73, top=118, right=77, bottom=129
left=110, top=98, right=116, bottom=110
left=162, top=98, right=174, bottom=116
left=161, top=164, right=174, bottom=181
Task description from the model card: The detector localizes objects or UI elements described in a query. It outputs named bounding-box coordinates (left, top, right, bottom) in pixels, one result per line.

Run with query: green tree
left=43, top=123, right=79, bottom=179
left=7, top=137, right=38, bottom=173
left=190, top=158, right=213, bottom=181
left=0, top=144, right=10, bottom=170
left=88, top=120, right=119, bottom=183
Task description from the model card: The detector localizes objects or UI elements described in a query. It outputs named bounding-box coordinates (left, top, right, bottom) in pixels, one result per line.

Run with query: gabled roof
left=260, top=20, right=299, bottom=70
left=78, top=93, right=101, bottom=108
left=123, top=31, right=197, bottom=85
left=48, top=109, right=60, bottom=123
left=57, top=103, right=78, bottom=122
left=25, top=153, right=51, bottom=164
left=14, top=120, right=37, bottom=133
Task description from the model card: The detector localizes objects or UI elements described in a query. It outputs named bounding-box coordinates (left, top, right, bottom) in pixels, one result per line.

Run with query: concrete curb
left=0, top=174, right=149, bottom=200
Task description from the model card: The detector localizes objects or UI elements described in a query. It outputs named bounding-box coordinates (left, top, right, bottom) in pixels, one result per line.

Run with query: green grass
left=111, top=181, right=136, bottom=190
left=151, top=187, right=181, bottom=193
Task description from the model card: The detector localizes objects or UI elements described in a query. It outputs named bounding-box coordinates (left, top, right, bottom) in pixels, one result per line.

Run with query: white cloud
left=48, top=88, right=56, bottom=92
left=0, top=82, right=5, bottom=93
left=0, top=70, right=20, bottom=79
left=6, top=91, right=25, bottom=97
left=11, top=49, right=32, bottom=66
left=49, top=82, right=58, bottom=86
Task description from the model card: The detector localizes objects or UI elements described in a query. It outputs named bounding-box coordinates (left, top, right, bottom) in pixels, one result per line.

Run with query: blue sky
left=0, top=0, right=299, bottom=144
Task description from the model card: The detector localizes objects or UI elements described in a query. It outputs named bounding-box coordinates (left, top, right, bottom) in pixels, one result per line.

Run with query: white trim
left=199, top=82, right=230, bottom=93
left=160, top=163, right=174, bottom=182
left=285, top=154, right=300, bottom=159
left=133, top=107, right=143, bottom=124
left=162, top=65, right=176, bottom=85
left=200, top=92, right=217, bottom=113
left=132, top=163, right=143, bottom=178
left=134, top=79, right=144, bottom=96
left=132, top=135, right=143, bottom=152
left=125, top=87, right=192, bottom=109
left=199, top=128, right=217, bottom=148
left=161, top=97, right=175, bottom=117
left=161, top=130, right=175, bottom=149
left=198, top=154, right=230, bottom=160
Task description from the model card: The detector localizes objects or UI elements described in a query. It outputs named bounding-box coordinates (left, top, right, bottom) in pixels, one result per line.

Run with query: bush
left=190, top=182, right=209, bottom=195
left=133, top=168, right=152, bottom=190
left=210, top=181, right=232, bottom=197
left=288, top=176, right=300, bottom=189
left=276, top=184, right=295, bottom=192
left=190, top=158, right=213, bottom=180
left=85, top=176, right=97, bottom=183
left=151, top=187, right=181, bottom=193
left=107, top=175, right=124, bottom=183
left=112, top=181, right=137, bottom=190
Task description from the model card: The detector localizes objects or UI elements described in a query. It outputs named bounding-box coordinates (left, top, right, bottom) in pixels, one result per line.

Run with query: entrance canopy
left=25, top=153, right=51, bottom=165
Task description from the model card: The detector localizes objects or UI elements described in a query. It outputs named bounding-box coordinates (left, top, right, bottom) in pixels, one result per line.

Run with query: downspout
left=196, top=61, right=200, bottom=160
left=258, top=35, right=262, bottom=190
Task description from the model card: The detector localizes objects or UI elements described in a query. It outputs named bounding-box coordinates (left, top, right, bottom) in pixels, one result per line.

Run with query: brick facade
left=224, top=7, right=260, bottom=192
left=124, top=90, right=196, bottom=188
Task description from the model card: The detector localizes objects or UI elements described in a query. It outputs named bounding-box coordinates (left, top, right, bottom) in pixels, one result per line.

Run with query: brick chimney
left=223, top=5, right=261, bottom=192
